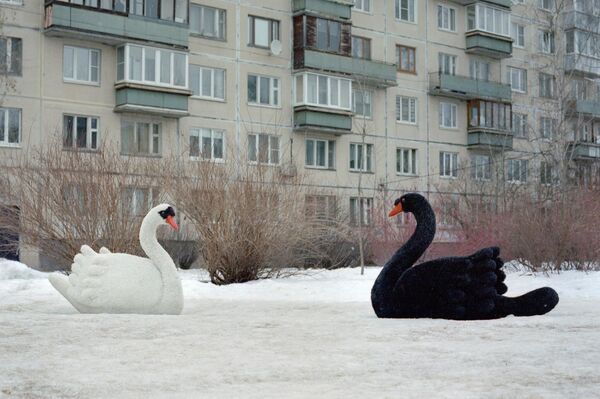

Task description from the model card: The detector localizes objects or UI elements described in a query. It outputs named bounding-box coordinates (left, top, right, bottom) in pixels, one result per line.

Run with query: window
left=507, top=67, right=527, bottom=93
left=350, top=197, right=373, bottom=226
left=189, top=65, right=225, bottom=100
left=349, top=143, right=373, bottom=172
left=472, top=155, right=491, bottom=180
left=396, top=96, right=417, bottom=124
left=294, top=73, right=352, bottom=110
left=540, top=117, right=556, bottom=139
left=190, top=4, right=226, bottom=39
left=116, top=44, right=187, bottom=89
left=438, top=53, right=457, bottom=75
left=539, top=0, right=554, bottom=11
left=396, top=45, right=416, bottom=73
left=437, top=5, right=456, bottom=32
left=248, top=75, right=280, bottom=107
left=352, top=36, right=371, bottom=60
left=539, top=73, right=555, bottom=98
left=572, top=79, right=588, bottom=101
left=63, top=115, right=99, bottom=150
left=0, top=107, right=20, bottom=146
left=189, top=128, right=224, bottom=161
left=468, top=100, right=512, bottom=131
left=305, top=138, right=335, bottom=169
left=466, top=3, right=510, bottom=37
left=506, top=159, right=527, bottom=183
left=0, top=0, right=22, bottom=4
left=540, top=162, right=555, bottom=185
left=566, top=29, right=600, bottom=57
left=248, top=16, right=279, bottom=48
left=121, top=120, right=161, bottom=156
left=511, top=23, right=525, bottom=48
left=316, top=18, right=341, bottom=52
left=0, top=38, right=22, bottom=76
left=439, top=102, right=457, bottom=128
left=354, top=0, right=371, bottom=12
left=395, top=0, right=416, bottom=22
left=512, top=112, right=527, bottom=138
left=439, top=152, right=458, bottom=178
left=396, top=148, right=417, bottom=175
left=305, top=195, right=337, bottom=221
left=69, top=0, right=187, bottom=22
left=248, top=133, right=279, bottom=165
left=63, top=46, right=100, bottom=84
left=469, top=59, right=490, bottom=81
left=353, top=90, right=372, bottom=118
left=122, top=187, right=158, bottom=217
left=539, top=30, right=555, bottom=54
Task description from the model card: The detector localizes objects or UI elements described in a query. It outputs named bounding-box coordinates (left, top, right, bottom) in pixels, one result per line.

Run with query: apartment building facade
left=1, top=0, right=600, bottom=266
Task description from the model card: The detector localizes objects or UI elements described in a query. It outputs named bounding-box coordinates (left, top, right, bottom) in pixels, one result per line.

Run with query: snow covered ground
left=1, top=259, right=599, bottom=398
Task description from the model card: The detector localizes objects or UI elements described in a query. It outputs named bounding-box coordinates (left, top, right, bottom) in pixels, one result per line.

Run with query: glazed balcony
left=295, top=49, right=397, bottom=88
left=429, top=72, right=512, bottom=102
left=115, top=84, right=189, bottom=117
left=569, top=142, right=600, bottom=159
left=294, top=108, right=352, bottom=135
left=563, top=11, right=600, bottom=32
left=450, top=0, right=511, bottom=8
left=292, top=0, right=353, bottom=19
left=468, top=129, right=513, bottom=151
left=567, top=99, right=600, bottom=119
left=565, top=54, right=600, bottom=77
left=43, top=0, right=189, bottom=48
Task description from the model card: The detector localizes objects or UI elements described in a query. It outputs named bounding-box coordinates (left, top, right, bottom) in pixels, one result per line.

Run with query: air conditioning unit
left=280, top=163, right=297, bottom=177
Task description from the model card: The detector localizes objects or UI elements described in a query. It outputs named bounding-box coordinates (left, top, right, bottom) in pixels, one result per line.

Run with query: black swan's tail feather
left=494, top=287, right=560, bottom=317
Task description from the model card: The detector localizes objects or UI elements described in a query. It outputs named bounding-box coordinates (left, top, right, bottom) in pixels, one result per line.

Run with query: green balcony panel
left=565, top=54, right=600, bottom=77
left=115, top=87, right=189, bottom=117
left=45, top=4, right=188, bottom=48
left=572, top=100, right=600, bottom=118
left=299, top=49, right=397, bottom=87
left=430, top=73, right=511, bottom=102
left=292, top=0, right=352, bottom=19
left=466, top=32, right=512, bottom=59
left=570, top=143, right=600, bottom=159
left=294, top=109, right=352, bottom=133
left=468, top=130, right=513, bottom=150
left=450, top=0, right=512, bottom=7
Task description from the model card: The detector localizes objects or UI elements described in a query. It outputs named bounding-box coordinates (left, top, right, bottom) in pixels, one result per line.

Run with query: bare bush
left=0, top=139, right=173, bottom=269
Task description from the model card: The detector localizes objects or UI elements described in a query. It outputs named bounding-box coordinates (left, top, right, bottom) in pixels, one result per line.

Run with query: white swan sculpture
left=48, top=204, right=184, bottom=315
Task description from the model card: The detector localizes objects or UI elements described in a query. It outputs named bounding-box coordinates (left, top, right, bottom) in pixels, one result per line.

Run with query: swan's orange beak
left=389, top=203, right=403, bottom=217
left=165, top=215, right=179, bottom=230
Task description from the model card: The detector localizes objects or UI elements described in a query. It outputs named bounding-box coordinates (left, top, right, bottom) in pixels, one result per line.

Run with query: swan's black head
left=389, top=193, right=427, bottom=216
left=158, top=205, right=178, bottom=230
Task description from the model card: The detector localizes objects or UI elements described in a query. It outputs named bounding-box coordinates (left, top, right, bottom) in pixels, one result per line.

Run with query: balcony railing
left=429, top=72, right=512, bottom=102
left=569, top=141, right=600, bottom=159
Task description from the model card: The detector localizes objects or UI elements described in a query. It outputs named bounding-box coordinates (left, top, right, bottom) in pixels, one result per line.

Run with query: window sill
left=0, top=143, right=21, bottom=148
left=349, top=170, right=374, bottom=174
left=63, top=79, right=100, bottom=87
left=437, top=28, right=457, bottom=34
left=305, top=166, right=336, bottom=171
left=354, top=115, right=373, bottom=121
left=395, top=18, right=417, bottom=25
left=248, top=161, right=279, bottom=167
left=120, top=153, right=162, bottom=158
left=511, top=89, right=527, bottom=94
left=396, top=172, right=417, bottom=176
left=189, top=157, right=225, bottom=163
left=248, top=103, right=282, bottom=110
left=63, top=147, right=99, bottom=153
left=189, top=33, right=227, bottom=42
left=191, top=95, right=226, bottom=103
left=439, top=175, right=458, bottom=180
left=396, top=120, right=417, bottom=126
left=439, top=126, right=459, bottom=131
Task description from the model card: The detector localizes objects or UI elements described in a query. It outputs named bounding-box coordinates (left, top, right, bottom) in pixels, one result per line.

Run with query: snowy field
left=1, top=259, right=599, bottom=399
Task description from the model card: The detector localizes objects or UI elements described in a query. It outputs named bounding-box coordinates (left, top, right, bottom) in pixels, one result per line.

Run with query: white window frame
left=512, top=112, right=527, bottom=138
left=349, top=143, right=373, bottom=172
left=439, top=102, right=457, bottom=129
left=539, top=0, right=554, bottom=11
left=248, top=74, right=280, bottom=107
left=63, top=114, right=99, bottom=151
left=396, top=147, right=417, bottom=175
left=248, top=133, right=279, bottom=165
left=469, top=59, right=490, bottom=81
left=0, top=107, right=21, bottom=147
left=396, top=95, right=418, bottom=124
left=248, top=15, right=280, bottom=48
left=395, top=0, right=416, bottom=23
left=539, top=72, right=555, bottom=98
left=466, top=3, right=511, bottom=38
left=189, top=127, right=225, bottom=162
left=507, top=67, right=527, bottom=93
left=305, top=138, right=335, bottom=169
left=540, top=116, right=556, bottom=139
left=294, top=72, right=352, bottom=111
left=189, top=4, right=226, bottom=40
left=116, top=44, right=188, bottom=90
left=440, top=151, right=458, bottom=178
left=506, top=159, right=528, bottom=183
left=121, top=120, right=161, bottom=156
left=437, top=4, right=456, bottom=32
left=511, top=23, right=525, bottom=48
left=472, top=154, right=491, bottom=181
left=354, top=0, right=371, bottom=12
left=350, top=197, right=373, bottom=226
left=0, top=37, right=22, bottom=75
left=63, top=45, right=100, bottom=85
left=540, top=161, right=555, bottom=185
left=438, top=53, right=457, bottom=75
left=539, top=30, right=555, bottom=54
left=189, top=65, right=225, bottom=101
left=353, top=89, right=372, bottom=118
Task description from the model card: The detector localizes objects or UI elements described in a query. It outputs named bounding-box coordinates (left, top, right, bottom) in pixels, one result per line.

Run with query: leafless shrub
left=0, top=139, right=172, bottom=269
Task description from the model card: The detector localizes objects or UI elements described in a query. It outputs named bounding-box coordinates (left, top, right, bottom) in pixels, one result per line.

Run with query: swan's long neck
left=371, top=197, right=436, bottom=317
left=139, top=217, right=175, bottom=272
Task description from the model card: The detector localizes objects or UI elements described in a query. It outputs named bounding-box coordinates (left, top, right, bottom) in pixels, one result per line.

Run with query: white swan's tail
left=49, top=273, right=81, bottom=311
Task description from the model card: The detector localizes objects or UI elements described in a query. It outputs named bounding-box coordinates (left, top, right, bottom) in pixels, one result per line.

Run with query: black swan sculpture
left=371, top=193, right=559, bottom=320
